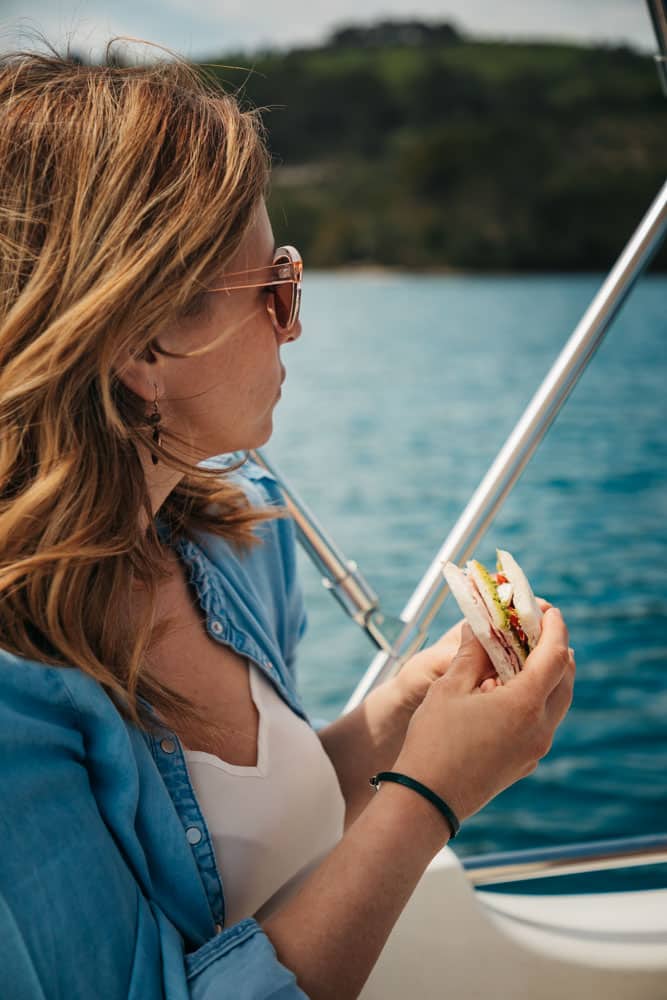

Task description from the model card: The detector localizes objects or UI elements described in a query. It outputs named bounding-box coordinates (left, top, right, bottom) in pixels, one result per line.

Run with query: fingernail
left=461, top=623, right=473, bottom=641
left=545, top=607, right=561, bottom=618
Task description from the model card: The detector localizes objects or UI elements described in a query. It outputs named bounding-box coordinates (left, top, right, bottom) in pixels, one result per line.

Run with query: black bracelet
left=369, top=771, right=461, bottom=839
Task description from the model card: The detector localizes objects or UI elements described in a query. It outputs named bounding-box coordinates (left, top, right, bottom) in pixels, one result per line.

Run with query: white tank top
left=182, top=660, right=346, bottom=928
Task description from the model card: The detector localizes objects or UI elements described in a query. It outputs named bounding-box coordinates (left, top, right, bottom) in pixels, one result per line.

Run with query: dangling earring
left=148, top=382, right=161, bottom=466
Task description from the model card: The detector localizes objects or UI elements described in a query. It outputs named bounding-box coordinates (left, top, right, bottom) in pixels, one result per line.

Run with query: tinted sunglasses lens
left=272, top=281, right=293, bottom=330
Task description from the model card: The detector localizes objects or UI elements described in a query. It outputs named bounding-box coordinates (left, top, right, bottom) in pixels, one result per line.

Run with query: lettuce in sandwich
left=442, top=549, right=543, bottom=684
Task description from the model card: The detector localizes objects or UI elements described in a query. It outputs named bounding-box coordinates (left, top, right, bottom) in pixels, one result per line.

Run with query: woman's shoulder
left=0, top=647, right=129, bottom=742
left=0, top=646, right=90, bottom=702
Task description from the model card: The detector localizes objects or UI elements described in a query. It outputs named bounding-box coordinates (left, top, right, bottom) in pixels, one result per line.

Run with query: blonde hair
left=0, top=42, right=284, bottom=730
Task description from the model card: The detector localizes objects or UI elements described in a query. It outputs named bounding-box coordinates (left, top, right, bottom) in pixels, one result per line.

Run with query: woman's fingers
left=445, top=624, right=496, bottom=693
left=517, top=607, right=570, bottom=701
left=544, top=647, right=576, bottom=726
left=445, top=610, right=574, bottom=717
left=536, top=597, right=552, bottom=612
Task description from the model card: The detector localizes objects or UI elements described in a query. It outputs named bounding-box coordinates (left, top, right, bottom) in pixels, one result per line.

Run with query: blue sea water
left=269, top=271, right=667, bottom=894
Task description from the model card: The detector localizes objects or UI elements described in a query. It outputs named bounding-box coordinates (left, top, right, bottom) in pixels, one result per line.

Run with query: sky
left=0, top=0, right=659, bottom=59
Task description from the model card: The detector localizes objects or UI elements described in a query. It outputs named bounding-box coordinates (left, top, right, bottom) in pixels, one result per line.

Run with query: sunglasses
left=207, top=245, right=303, bottom=335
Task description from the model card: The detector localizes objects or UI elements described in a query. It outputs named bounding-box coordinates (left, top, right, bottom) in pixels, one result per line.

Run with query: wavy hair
left=0, top=41, right=285, bottom=730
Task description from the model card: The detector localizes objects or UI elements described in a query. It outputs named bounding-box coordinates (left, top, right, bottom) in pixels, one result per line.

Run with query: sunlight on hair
left=0, top=39, right=285, bottom=730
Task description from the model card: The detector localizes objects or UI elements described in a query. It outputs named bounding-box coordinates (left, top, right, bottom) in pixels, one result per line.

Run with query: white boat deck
left=360, top=846, right=667, bottom=999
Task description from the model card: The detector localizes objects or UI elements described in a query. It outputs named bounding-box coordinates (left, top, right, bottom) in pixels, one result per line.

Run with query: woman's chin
left=204, top=414, right=275, bottom=458
left=255, top=420, right=274, bottom=448
left=242, top=418, right=275, bottom=452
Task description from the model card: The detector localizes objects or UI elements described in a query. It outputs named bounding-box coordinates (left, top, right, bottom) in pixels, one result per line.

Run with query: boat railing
left=462, top=832, right=667, bottom=886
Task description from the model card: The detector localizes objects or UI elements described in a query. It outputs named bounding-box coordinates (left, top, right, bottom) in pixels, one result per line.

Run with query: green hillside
left=205, top=22, right=666, bottom=271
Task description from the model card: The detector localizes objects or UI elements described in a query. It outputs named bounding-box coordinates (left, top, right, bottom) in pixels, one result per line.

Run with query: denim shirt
left=0, top=454, right=315, bottom=999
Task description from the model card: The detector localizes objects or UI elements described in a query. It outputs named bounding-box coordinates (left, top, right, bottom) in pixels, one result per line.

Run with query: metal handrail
left=462, top=833, right=667, bottom=887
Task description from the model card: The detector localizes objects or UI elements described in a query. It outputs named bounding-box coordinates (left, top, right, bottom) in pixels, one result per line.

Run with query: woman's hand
left=396, top=597, right=554, bottom=705
left=391, top=607, right=575, bottom=824
left=393, top=619, right=466, bottom=714
left=478, top=596, right=553, bottom=692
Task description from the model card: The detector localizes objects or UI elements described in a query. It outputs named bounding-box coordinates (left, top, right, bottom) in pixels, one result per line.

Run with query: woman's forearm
left=260, top=778, right=450, bottom=1000
left=316, top=678, right=412, bottom=829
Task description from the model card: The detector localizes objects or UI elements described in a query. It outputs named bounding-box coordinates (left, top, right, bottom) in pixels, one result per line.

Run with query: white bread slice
left=442, top=562, right=517, bottom=684
left=466, top=560, right=528, bottom=669
left=496, top=549, right=543, bottom=649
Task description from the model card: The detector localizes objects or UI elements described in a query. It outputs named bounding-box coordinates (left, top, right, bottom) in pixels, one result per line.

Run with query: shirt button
left=160, top=738, right=176, bottom=754
left=215, top=923, right=223, bottom=934
left=186, top=826, right=202, bottom=845
left=210, top=620, right=223, bottom=634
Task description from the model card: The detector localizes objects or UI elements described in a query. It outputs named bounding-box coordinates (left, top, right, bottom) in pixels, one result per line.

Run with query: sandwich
left=442, top=549, right=543, bottom=684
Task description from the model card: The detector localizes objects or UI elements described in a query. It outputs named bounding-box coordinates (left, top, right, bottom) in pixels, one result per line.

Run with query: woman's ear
left=113, top=345, right=160, bottom=404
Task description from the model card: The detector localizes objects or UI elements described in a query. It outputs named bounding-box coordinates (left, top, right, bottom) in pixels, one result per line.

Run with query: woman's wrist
left=370, top=771, right=460, bottom=839
left=368, top=773, right=452, bottom=854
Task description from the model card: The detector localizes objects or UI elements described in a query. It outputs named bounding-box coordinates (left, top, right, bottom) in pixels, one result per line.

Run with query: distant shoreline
left=303, top=265, right=666, bottom=278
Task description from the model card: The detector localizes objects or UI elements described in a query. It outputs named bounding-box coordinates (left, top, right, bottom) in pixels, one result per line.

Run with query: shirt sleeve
left=184, top=919, right=309, bottom=999
left=0, top=659, right=150, bottom=999
left=0, top=654, right=311, bottom=999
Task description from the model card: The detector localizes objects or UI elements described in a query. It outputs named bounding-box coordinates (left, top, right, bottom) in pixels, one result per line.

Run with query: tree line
left=201, top=24, right=666, bottom=271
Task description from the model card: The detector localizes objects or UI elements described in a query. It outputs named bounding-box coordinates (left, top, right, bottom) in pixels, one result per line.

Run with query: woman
left=0, top=47, right=575, bottom=999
